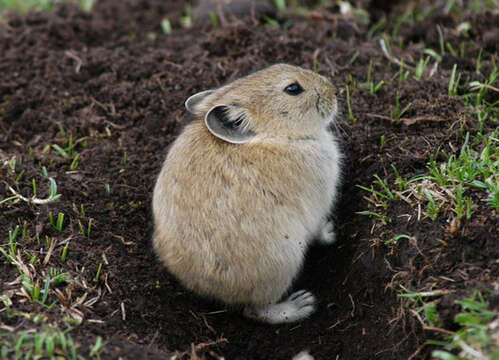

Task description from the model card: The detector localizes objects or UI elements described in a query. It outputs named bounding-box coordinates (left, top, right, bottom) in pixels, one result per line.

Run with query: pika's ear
left=205, top=105, right=255, bottom=144
left=185, top=90, right=215, bottom=114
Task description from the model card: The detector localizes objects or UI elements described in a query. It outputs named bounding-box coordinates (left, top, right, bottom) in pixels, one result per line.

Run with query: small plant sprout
left=436, top=24, right=446, bottom=56
left=363, top=60, right=385, bottom=94
left=312, top=53, right=318, bottom=73
left=52, top=144, right=69, bottom=158
left=414, top=56, right=430, bottom=79
left=87, top=218, right=93, bottom=238
left=48, top=268, right=70, bottom=284
left=21, top=275, right=41, bottom=303
left=77, top=218, right=93, bottom=238
left=22, top=221, right=29, bottom=240
left=90, top=336, right=106, bottom=357
left=69, top=153, right=80, bottom=171
left=380, top=35, right=392, bottom=56
left=1, top=226, right=21, bottom=263
left=445, top=41, right=458, bottom=57
left=357, top=174, right=398, bottom=209
left=61, top=242, right=70, bottom=263
left=16, top=267, right=70, bottom=307
left=161, top=18, right=172, bottom=34
left=391, top=164, right=408, bottom=192
left=208, top=12, right=219, bottom=27
left=423, top=48, right=442, bottom=63
left=93, top=263, right=103, bottom=283
left=345, top=84, right=357, bottom=123
left=48, top=212, right=65, bottom=232
left=5, top=170, right=62, bottom=205
left=459, top=41, right=466, bottom=58
left=384, top=234, right=411, bottom=245
left=263, top=16, right=279, bottom=27
left=453, top=185, right=472, bottom=220
left=77, top=220, right=85, bottom=236
left=180, top=4, right=192, bottom=28
left=398, top=286, right=452, bottom=325
left=9, top=225, right=20, bottom=249
left=373, top=175, right=397, bottom=200
left=6, top=156, right=17, bottom=173
left=390, top=91, right=412, bottom=123
left=422, top=188, right=440, bottom=220
left=32, top=178, right=38, bottom=197
left=398, top=59, right=410, bottom=84
left=367, top=17, right=385, bottom=39
left=356, top=211, right=391, bottom=225
left=0, top=194, right=20, bottom=206
left=274, top=0, right=286, bottom=12
left=73, top=203, right=86, bottom=217
left=475, top=47, right=484, bottom=75
left=484, top=177, right=499, bottom=212
left=79, top=0, right=95, bottom=12
left=51, top=127, right=87, bottom=160
left=448, top=64, right=461, bottom=96
left=456, top=21, right=471, bottom=37
left=347, top=50, right=359, bottom=65
left=380, top=135, right=387, bottom=149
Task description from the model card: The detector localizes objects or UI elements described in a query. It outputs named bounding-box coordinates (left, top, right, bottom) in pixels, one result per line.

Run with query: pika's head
left=185, top=64, right=337, bottom=144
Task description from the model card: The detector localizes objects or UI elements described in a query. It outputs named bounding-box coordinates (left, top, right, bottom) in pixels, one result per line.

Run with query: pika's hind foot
left=317, top=220, right=336, bottom=245
left=243, top=290, right=316, bottom=324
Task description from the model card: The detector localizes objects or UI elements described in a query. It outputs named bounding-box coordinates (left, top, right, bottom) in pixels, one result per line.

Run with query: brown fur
left=153, top=64, right=342, bottom=311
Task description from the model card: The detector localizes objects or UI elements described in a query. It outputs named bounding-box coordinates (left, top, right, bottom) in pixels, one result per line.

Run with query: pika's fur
left=153, top=64, right=342, bottom=324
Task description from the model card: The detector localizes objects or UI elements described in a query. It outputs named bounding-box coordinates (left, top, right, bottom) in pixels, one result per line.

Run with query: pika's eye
left=284, top=82, right=304, bottom=96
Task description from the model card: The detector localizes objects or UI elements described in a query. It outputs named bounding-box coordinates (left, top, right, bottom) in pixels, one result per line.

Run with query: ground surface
left=0, top=1, right=498, bottom=359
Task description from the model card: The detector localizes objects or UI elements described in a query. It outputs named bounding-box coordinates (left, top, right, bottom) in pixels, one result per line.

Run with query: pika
left=152, top=64, right=342, bottom=324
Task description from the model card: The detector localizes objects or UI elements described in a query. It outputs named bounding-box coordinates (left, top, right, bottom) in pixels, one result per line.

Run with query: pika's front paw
left=317, top=220, right=336, bottom=245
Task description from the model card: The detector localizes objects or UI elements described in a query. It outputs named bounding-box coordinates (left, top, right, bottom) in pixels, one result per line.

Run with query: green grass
left=0, top=0, right=94, bottom=12
left=411, top=130, right=498, bottom=215
left=398, top=286, right=447, bottom=328
left=354, top=18, right=499, bottom=354
left=0, top=325, right=80, bottom=360
left=160, top=18, right=172, bottom=34
left=414, top=56, right=431, bottom=79
left=398, top=289, right=499, bottom=360
left=389, top=91, right=412, bottom=123
left=358, top=63, right=498, bottom=225
left=273, top=0, right=286, bottom=12
left=398, top=288, right=498, bottom=359
left=362, top=60, right=385, bottom=94
left=431, top=291, right=498, bottom=360
left=0, top=202, right=104, bottom=357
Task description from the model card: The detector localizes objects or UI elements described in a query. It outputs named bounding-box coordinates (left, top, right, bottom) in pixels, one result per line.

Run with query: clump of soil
left=0, top=1, right=497, bottom=359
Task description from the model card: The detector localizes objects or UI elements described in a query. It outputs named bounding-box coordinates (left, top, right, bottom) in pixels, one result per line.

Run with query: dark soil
left=0, top=1, right=497, bottom=359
